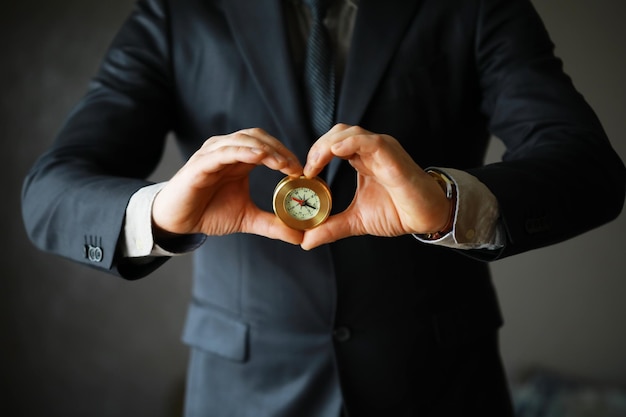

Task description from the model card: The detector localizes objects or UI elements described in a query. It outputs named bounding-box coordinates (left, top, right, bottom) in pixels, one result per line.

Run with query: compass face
left=273, top=176, right=332, bottom=230
left=284, top=187, right=321, bottom=220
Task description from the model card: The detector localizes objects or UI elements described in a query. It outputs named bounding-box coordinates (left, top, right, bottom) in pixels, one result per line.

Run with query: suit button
left=85, top=245, right=103, bottom=263
left=333, top=326, right=351, bottom=342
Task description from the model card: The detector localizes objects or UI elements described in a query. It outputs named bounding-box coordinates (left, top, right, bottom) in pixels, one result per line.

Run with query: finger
left=330, top=133, right=420, bottom=187
left=238, top=127, right=302, bottom=165
left=300, top=211, right=356, bottom=250
left=201, top=129, right=303, bottom=174
left=329, top=130, right=393, bottom=159
left=303, top=124, right=355, bottom=177
left=181, top=145, right=270, bottom=187
left=184, top=144, right=302, bottom=190
left=242, top=209, right=305, bottom=245
left=203, top=128, right=284, bottom=152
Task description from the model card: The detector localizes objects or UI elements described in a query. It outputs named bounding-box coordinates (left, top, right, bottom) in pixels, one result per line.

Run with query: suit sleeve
left=22, top=0, right=174, bottom=279
left=466, top=0, right=625, bottom=260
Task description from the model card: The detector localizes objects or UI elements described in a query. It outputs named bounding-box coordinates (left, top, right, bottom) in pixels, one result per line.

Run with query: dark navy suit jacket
left=23, top=0, right=625, bottom=415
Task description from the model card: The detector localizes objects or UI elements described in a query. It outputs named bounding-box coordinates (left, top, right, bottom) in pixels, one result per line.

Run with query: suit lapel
left=337, top=0, right=421, bottom=123
left=223, top=0, right=422, bottom=183
left=328, top=0, right=422, bottom=184
left=222, top=0, right=312, bottom=163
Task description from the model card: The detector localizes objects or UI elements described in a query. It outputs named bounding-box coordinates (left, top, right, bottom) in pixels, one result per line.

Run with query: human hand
left=300, top=124, right=452, bottom=250
left=152, top=128, right=305, bottom=245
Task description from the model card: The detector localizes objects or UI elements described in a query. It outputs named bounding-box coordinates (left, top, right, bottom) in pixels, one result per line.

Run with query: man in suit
left=22, top=0, right=625, bottom=415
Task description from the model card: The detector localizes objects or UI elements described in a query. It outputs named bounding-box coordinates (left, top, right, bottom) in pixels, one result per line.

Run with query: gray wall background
left=1, top=0, right=624, bottom=416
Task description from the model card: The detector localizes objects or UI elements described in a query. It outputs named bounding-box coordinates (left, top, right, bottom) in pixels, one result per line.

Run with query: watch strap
left=418, top=169, right=457, bottom=240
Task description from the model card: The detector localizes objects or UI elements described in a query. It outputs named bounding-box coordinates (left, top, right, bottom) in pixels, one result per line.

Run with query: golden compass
left=272, top=176, right=332, bottom=230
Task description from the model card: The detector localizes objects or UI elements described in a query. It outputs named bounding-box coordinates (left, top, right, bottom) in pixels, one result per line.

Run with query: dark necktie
left=303, top=0, right=336, bottom=138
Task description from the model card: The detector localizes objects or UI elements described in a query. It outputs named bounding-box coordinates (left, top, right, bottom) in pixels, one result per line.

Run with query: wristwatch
left=418, top=169, right=457, bottom=240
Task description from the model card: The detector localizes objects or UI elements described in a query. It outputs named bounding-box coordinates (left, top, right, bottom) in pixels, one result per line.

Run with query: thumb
left=300, top=211, right=354, bottom=250
left=243, top=209, right=305, bottom=245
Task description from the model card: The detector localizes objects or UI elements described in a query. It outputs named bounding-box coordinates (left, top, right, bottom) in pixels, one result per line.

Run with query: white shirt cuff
left=121, top=182, right=186, bottom=257
left=414, top=168, right=504, bottom=250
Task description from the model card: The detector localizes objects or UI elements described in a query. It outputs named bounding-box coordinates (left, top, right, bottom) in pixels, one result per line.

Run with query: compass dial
left=284, top=187, right=321, bottom=220
left=273, top=176, right=332, bottom=230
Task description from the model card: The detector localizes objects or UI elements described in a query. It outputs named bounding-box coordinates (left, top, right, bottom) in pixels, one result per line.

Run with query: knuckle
left=232, top=131, right=248, bottom=141
left=368, top=134, right=385, bottom=146
left=202, top=135, right=219, bottom=147
left=244, top=127, right=266, bottom=137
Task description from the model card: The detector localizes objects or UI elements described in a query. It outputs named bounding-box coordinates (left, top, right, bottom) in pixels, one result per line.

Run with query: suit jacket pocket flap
left=182, top=301, right=249, bottom=362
